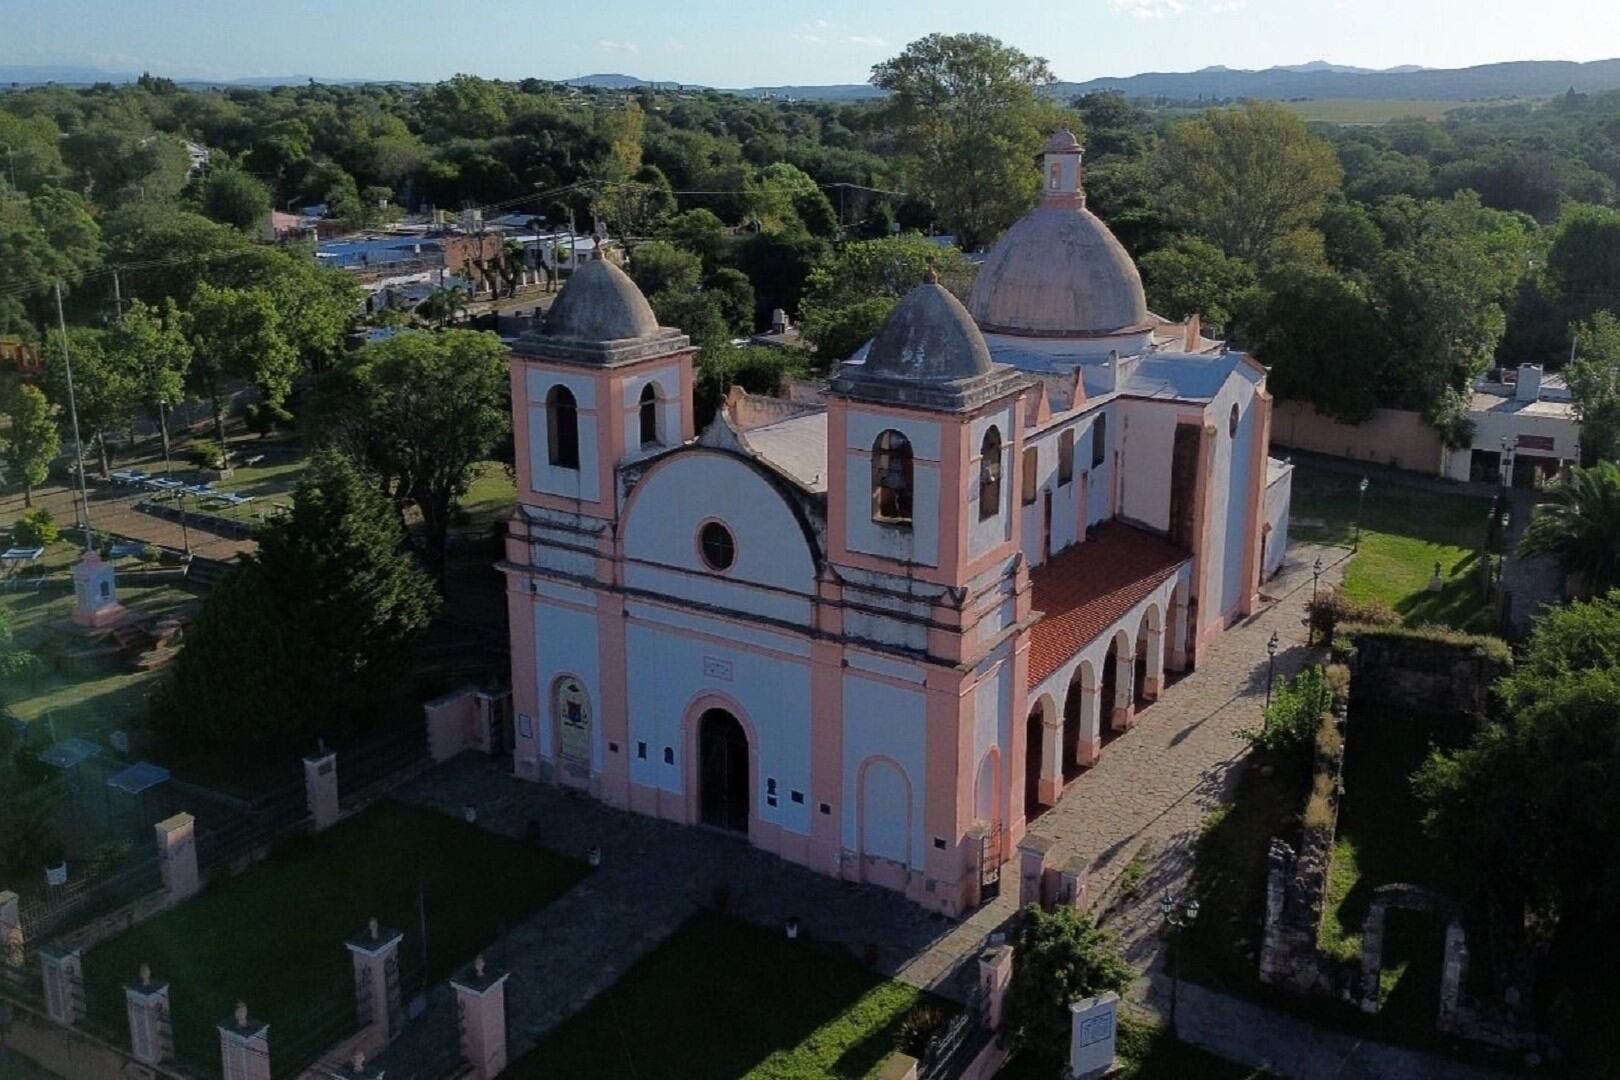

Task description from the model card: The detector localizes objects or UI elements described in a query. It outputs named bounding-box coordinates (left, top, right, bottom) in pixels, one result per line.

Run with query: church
left=500, top=130, right=1293, bottom=917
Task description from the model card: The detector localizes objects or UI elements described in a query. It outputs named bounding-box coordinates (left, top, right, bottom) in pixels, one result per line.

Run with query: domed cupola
left=515, top=254, right=688, bottom=365
left=831, top=274, right=1027, bottom=412
left=967, top=130, right=1150, bottom=340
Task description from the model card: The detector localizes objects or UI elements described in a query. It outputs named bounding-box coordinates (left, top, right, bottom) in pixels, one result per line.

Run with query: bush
left=241, top=401, right=294, bottom=438
left=1004, top=905, right=1132, bottom=1058
left=186, top=438, right=228, bottom=471
left=11, top=508, right=58, bottom=548
left=1306, top=587, right=1398, bottom=644
left=1242, top=665, right=1336, bottom=752
left=895, top=1003, right=949, bottom=1059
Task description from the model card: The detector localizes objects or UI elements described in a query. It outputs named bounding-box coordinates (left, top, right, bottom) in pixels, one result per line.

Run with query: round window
left=698, top=521, right=736, bottom=572
left=1229, top=403, right=1241, bottom=438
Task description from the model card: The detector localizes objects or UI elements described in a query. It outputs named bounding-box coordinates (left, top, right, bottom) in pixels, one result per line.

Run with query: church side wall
left=842, top=673, right=930, bottom=875
left=1117, top=399, right=1186, bottom=534
left=525, top=585, right=603, bottom=776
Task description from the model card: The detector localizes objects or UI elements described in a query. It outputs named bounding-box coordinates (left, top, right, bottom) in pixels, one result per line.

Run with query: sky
left=2, top=0, right=1619, bottom=87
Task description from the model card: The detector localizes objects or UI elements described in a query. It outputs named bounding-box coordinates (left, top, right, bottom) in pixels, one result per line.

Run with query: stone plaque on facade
left=1069, top=991, right=1119, bottom=1079
left=555, top=680, right=591, bottom=779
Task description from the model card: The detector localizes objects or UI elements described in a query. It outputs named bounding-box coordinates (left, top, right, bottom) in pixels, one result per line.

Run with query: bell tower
left=1041, top=128, right=1085, bottom=208
left=509, top=256, right=695, bottom=524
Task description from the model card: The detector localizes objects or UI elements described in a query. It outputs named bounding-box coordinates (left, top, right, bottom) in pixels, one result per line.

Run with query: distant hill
left=1053, top=57, right=1620, bottom=102
left=565, top=73, right=694, bottom=91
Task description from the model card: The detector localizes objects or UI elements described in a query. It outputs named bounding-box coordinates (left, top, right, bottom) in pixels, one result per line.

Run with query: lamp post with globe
left=1160, top=891, right=1200, bottom=1038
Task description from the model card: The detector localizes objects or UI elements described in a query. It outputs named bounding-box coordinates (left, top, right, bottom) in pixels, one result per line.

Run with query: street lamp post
left=1353, top=477, right=1369, bottom=552
left=1309, top=556, right=1323, bottom=644
left=1265, top=630, right=1281, bottom=712
left=1159, top=890, right=1200, bottom=1039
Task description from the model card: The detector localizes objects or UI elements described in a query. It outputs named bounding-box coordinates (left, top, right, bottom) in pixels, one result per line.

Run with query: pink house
left=501, top=131, right=1290, bottom=916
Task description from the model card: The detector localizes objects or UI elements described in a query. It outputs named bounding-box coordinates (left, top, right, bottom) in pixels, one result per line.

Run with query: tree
left=1243, top=268, right=1386, bottom=424
left=1414, top=595, right=1620, bottom=1069
left=871, top=34, right=1066, bottom=250
left=628, top=241, right=703, bottom=299
left=1, top=383, right=59, bottom=507
left=1567, top=312, right=1620, bottom=463
left=706, top=267, right=756, bottom=335
left=1546, top=204, right=1620, bottom=328
left=693, top=345, right=810, bottom=429
left=184, top=283, right=295, bottom=448
left=1519, top=462, right=1620, bottom=597
left=1138, top=235, right=1257, bottom=331
left=1157, top=102, right=1343, bottom=264
left=306, top=331, right=510, bottom=565
left=43, top=326, right=128, bottom=478
left=108, top=299, right=192, bottom=466
left=152, top=452, right=439, bottom=749
left=197, top=166, right=271, bottom=232
left=1003, top=905, right=1132, bottom=1058
left=662, top=209, right=731, bottom=275
left=1374, top=193, right=1534, bottom=415
left=799, top=234, right=976, bottom=359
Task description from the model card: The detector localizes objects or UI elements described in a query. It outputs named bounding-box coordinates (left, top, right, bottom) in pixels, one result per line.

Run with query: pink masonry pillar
left=347, top=919, right=404, bottom=1052
left=1054, top=855, right=1090, bottom=912
left=40, top=943, right=84, bottom=1026
left=1110, top=650, right=1135, bottom=732
left=219, top=1002, right=270, bottom=1080
left=1037, top=717, right=1063, bottom=806
left=304, top=751, right=340, bottom=832
left=0, top=890, right=21, bottom=970
left=1017, top=834, right=1056, bottom=911
left=126, top=964, right=173, bottom=1066
left=155, top=812, right=199, bottom=906
left=977, top=943, right=1014, bottom=1032
left=451, top=954, right=510, bottom=1079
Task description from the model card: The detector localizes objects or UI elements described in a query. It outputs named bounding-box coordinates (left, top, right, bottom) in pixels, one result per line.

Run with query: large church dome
left=967, top=130, right=1149, bottom=339
left=542, top=255, right=660, bottom=342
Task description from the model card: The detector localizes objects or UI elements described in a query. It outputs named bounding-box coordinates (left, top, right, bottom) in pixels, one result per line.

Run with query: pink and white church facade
left=501, top=131, right=1292, bottom=916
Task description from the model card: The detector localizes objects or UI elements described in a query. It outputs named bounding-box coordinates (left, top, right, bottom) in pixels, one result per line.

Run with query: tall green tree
left=184, top=283, right=295, bottom=449
left=1157, top=101, right=1343, bottom=264
left=306, top=331, right=510, bottom=564
left=871, top=34, right=1066, bottom=249
left=1567, top=311, right=1620, bottom=463
left=43, top=326, right=128, bottom=479
left=1519, top=462, right=1620, bottom=597
left=799, top=234, right=976, bottom=360
left=1, top=383, right=60, bottom=507
left=108, top=299, right=192, bottom=467
left=1546, top=204, right=1620, bottom=327
left=152, top=452, right=439, bottom=748
left=197, top=166, right=271, bottom=232
left=1415, top=594, right=1620, bottom=1071
left=1138, top=235, right=1258, bottom=331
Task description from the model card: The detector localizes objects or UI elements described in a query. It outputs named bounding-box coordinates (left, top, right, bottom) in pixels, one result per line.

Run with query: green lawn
left=84, top=801, right=588, bottom=1077
left=1, top=555, right=203, bottom=747
left=458, top=460, right=516, bottom=529
left=1288, top=462, right=1495, bottom=632
left=996, top=1014, right=1269, bottom=1078
left=510, top=910, right=947, bottom=1080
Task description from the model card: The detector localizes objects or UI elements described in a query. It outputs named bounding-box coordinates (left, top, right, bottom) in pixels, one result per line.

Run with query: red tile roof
left=1027, top=521, right=1189, bottom=689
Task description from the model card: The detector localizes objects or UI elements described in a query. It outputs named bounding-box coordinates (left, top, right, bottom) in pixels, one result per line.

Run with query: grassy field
left=1288, top=461, right=1495, bottom=632
left=510, top=910, right=947, bottom=1080
left=457, top=460, right=517, bottom=529
left=84, top=801, right=588, bottom=1077
left=1276, top=99, right=1465, bottom=124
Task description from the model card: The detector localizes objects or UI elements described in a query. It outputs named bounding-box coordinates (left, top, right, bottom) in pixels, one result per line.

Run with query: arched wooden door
left=698, top=708, right=749, bottom=833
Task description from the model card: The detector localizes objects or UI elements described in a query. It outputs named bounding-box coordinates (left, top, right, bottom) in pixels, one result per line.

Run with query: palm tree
left=1519, top=462, right=1620, bottom=598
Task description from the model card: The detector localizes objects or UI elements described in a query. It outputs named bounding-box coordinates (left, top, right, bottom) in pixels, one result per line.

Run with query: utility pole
left=111, top=267, right=124, bottom=321
left=55, top=281, right=95, bottom=551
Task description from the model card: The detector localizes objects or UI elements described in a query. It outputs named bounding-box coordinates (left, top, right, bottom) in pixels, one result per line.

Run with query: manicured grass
left=458, top=460, right=516, bottom=529
left=510, top=910, right=948, bottom=1080
left=84, top=801, right=588, bottom=1077
left=996, top=1015, right=1270, bottom=1078
left=1288, top=462, right=1494, bottom=631
left=1179, top=748, right=1312, bottom=994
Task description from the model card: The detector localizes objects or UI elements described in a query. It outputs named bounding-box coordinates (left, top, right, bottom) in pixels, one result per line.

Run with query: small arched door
left=698, top=708, right=749, bottom=833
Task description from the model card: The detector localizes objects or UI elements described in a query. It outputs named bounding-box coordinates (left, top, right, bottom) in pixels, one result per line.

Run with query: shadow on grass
left=1180, top=747, right=1312, bottom=993
left=509, top=910, right=943, bottom=1080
